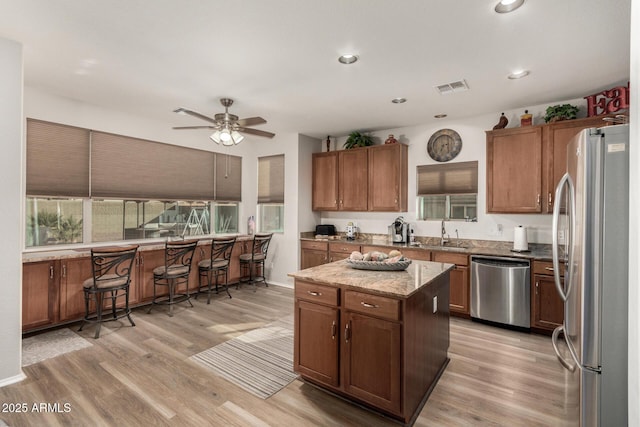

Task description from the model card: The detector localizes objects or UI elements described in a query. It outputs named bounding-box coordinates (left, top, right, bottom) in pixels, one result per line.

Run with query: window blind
left=91, top=131, right=216, bottom=200
left=417, top=161, right=478, bottom=195
left=26, top=119, right=90, bottom=197
left=215, top=153, right=242, bottom=201
left=257, top=154, right=285, bottom=203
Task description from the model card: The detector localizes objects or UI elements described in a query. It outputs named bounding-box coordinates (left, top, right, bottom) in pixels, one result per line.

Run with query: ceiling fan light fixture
left=338, top=54, right=358, bottom=65
left=508, top=69, right=530, bottom=79
left=495, top=0, right=525, bottom=13
left=210, top=130, right=222, bottom=144
left=173, top=108, right=188, bottom=115
left=231, top=131, right=244, bottom=144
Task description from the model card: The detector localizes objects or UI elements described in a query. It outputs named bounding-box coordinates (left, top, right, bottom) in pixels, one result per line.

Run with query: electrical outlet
left=433, top=296, right=438, bottom=313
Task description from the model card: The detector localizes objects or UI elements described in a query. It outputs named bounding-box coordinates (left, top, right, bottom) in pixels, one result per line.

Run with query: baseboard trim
left=0, top=371, right=27, bottom=388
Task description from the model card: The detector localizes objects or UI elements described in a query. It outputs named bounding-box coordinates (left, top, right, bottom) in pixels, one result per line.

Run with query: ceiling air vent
left=435, top=79, right=469, bottom=95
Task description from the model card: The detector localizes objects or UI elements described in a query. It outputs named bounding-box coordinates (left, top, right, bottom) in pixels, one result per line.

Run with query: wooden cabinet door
left=328, top=242, right=360, bottom=263
left=338, top=148, right=368, bottom=211
left=22, top=261, right=59, bottom=331
left=448, top=266, right=469, bottom=315
left=138, top=250, right=167, bottom=302
left=301, top=249, right=328, bottom=269
left=312, top=152, right=339, bottom=211
left=342, top=311, right=401, bottom=414
left=294, top=300, right=340, bottom=387
left=487, top=126, right=543, bottom=213
left=532, top=274, right=564, bottom=331
left=543, top=116, right=611, bottom=212
left=368, top=144, right=408, bottom=212
left=59, top=257, right=93, bottom=322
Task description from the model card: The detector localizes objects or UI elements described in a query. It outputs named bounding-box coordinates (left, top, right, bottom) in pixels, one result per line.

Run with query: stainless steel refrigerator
left=551, top=124, right=629, bottom=426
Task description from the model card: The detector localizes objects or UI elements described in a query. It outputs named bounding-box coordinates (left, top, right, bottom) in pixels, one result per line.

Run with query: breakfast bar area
left=288, top=259, right=453, bottom=425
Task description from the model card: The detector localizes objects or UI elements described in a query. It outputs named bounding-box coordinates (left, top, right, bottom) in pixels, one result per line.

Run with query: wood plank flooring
left=2, top=286, right=577, bottom=426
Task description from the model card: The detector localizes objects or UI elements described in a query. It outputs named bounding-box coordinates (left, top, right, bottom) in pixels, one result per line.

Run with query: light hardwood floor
left=2, top=286, right=577, bottom=426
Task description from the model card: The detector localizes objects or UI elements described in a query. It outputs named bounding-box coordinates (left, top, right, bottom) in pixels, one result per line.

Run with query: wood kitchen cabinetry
left=328, top=242, right=360, bottom=262
left=486, top=115, right=614, bottom=214
left=300, top=240, right=328, bottom=269
left=58, top=257, right=94, bottom=322
left=22, top=261, right=59, bottom=331
left=531, top=260, right=564, bottom=333
left=311, top=144, right=407, bottom=212
left=432, top=251, right=469, bottom=317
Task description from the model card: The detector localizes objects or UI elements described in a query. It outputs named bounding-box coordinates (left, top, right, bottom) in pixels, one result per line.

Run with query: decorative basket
left=345, top=258, right=412, bottom=271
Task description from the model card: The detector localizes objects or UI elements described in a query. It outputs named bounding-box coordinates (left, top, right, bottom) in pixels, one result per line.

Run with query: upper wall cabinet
left=486, top=115, right=616, bottom=214
left=312, top=144, right=408, bottom=212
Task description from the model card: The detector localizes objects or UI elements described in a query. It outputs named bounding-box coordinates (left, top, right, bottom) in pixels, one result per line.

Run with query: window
left=25, top=119, right=243, bottom=247
left=257, top=154, right=284, bottom=233
left=416, top=161, right=478, bottom=221
left=26, top=198, right=84, bottom=247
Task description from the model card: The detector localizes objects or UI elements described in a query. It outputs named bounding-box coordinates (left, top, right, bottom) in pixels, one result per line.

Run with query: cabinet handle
left=140, top=255, right=144, bottom=266
left=548, top=192, right=553, bottom=206
left=535, top=281, right=539, bottom=295
left=200, top=248, right=205, bottom=257
left=544, top=267, right=554, bottom=272
left=307, top=291, right=322, bottom=296
left=331, top=321, right=337, bottom=340
left=334, top=199, right=337, bottom=206
left=49, top=265, right=54, bottom=279
left=339, top=199, right=343, bottom=205
left=344, top=321, right=351, bottom=343
left=536, top=194, right=541, bottom=207
left=361, top=301, right=379, bottom=309
left=62, top=264, right=66, bottom=278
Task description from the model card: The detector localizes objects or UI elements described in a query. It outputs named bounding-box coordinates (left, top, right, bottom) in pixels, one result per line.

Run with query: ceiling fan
left=172, top=98, right=275, bottom=145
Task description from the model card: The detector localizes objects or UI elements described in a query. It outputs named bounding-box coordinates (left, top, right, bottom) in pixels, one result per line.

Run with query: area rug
left=190, top=315, right=298, bottom=399
left=22, top=328, right=92, bottom=367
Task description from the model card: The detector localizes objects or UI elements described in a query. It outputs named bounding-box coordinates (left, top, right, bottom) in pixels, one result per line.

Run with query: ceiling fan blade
left=236, top=116, right=267, bottom=127
left=172, top=126, right=217, bottom=130
left=238, top=127, right=276, bottom=138
left=174, top=108, right=218, bottom=125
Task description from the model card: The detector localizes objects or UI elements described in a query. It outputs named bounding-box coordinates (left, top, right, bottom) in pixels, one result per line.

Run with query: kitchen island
left=288, top=259, right=453, bottom=425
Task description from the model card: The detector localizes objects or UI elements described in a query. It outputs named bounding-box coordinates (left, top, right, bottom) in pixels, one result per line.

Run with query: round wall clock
left=427, top=128, right=462, bottom=162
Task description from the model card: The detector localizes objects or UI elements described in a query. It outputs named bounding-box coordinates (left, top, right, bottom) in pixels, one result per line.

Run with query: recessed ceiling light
left=434, top=114, right=448, bottom=119
left=338, top=54, right=358, bottom=65
left=508, top=70, right=530, bottom=79
left=495, top=0, right=525, bottom=13
left=391, top=98, right=406, bottom=104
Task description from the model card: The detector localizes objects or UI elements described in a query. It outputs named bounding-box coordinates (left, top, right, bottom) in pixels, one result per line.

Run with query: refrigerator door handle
left=552, top=325, right=578, bottom=372
left=552, top=173, right=575, bottom=302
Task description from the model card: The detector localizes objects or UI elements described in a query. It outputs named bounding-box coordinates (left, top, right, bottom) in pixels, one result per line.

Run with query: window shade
left=417, top=161, right=478, bottom=195
left=215, top=153, right=242, bottom=201
left=257, top=154, right=285, bottom=203
left=26, top=119, right=90, bottom=197
left=91, top=131, right=216, bottom=200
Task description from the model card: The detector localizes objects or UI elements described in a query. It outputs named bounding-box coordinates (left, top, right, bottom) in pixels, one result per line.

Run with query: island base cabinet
left=294, top=300, right=340, bottom=387
left=342, top=312, right=401, bottom=414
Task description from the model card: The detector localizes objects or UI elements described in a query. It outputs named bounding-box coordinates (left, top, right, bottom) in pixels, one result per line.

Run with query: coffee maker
left=388, top=217, right=409, bottom=243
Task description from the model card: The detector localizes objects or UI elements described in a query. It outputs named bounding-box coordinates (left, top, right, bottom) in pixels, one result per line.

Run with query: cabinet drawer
left=295, top=281, right=339, bottom=306
left=301, top=240, right=329, bottom=251
left=329, top=242, right=360, bottom=254
left=533, top=260, right=564, bottom=277
left=432, top=252, right=469, bottom=266
left=344, top=291, right=401, bottom=321
left=400, top=248, right=431, bottom=261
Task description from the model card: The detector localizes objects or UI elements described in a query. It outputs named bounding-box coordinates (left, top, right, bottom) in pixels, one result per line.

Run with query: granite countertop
left=22, top=234, right=254, bottom=263
left=300, top=233, right=555, bottom=261
left=288, top=259, right=454, bottom=298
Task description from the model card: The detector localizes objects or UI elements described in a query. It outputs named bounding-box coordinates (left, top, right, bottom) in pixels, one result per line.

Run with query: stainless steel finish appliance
left=470, top=255, right=531, bottom=328
left=551, top=124, right=629, bottom=426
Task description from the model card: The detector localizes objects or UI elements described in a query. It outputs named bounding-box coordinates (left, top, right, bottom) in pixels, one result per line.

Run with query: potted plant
left=343, top=131, right=373, bottom=149
left=543, top=104, right=580, bottom=123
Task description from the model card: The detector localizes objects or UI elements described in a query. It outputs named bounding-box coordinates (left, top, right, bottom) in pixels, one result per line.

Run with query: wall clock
left=427, top=128, right=462, bottom=162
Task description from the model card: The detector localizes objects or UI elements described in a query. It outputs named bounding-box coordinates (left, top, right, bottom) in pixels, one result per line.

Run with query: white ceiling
left=0, top=0, right=631, bottom=139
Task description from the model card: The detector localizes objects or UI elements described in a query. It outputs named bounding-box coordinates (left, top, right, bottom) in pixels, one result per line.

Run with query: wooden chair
left=79, top=245, right=139, bottom=339
left=147, top=239, right=198, bottom=316
left=239, top=233, right=273, bottom=290
left=196, top=237, right=236, bottom=302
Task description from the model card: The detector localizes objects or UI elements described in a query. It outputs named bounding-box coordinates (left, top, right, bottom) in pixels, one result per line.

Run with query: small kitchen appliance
left=388, top=217, right=409, bottom=243
left=315, top=224, right=336, bottom=236
left=345, top=222, right=357, bottom=240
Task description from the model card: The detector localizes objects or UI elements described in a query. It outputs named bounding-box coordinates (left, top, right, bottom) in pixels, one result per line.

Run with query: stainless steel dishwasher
left=470, top=255, right=531, bottom=328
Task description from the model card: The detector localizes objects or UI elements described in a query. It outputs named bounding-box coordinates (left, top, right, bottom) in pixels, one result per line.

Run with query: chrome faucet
left=440, top=219, right=449, bottom=246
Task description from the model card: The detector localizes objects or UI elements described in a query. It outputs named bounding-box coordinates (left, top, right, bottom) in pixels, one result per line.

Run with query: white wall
left=628, top=0, right=638, bottom=424
left=0, top=37, right=26, bottom=386
left=320, top=97, right=598, bottom=245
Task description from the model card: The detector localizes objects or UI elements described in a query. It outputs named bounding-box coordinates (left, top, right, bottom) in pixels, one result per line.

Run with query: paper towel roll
left=513, top=225, right=528, bottom=251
